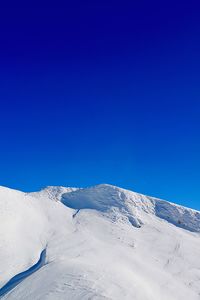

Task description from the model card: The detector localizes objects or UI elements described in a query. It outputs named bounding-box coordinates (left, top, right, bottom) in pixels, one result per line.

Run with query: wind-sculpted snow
left=62, top=184, right=200, bottom=232
left=154, top=198, right=200, bottom=232
left=1, top=184, right=200, bottom=300
left=62, top=184, right=144, bottom=228
left=29, top=186, right=78, bottom=202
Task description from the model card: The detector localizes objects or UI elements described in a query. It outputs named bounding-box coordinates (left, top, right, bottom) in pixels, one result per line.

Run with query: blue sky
left=0, top=2, right=200, bottom=209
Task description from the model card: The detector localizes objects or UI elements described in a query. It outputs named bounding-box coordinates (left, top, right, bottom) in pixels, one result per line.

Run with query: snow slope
left=0, top=184, right=200, bottom=299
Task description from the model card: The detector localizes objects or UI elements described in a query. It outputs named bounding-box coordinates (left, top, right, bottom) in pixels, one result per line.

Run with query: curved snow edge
left=0, top=249, right=46, bottom=298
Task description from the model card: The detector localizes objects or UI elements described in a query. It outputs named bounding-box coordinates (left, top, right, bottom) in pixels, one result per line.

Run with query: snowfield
left=0, top=184, right=200, bottom=299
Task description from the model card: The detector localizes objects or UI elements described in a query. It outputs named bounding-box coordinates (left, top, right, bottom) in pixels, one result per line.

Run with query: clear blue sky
left=0, top=2, right=200, bottom=209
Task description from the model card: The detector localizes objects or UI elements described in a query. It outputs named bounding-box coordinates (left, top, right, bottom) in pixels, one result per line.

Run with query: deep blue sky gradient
left=0, top=2, right=200, bottom=209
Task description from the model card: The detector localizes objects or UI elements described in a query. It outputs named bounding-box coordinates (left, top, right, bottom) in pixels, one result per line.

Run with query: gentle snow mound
left=0, top=186, right=49, bottom=288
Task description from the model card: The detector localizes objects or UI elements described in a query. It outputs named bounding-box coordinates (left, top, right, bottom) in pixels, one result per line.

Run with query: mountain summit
left=0, top=184, right=200, bottom=300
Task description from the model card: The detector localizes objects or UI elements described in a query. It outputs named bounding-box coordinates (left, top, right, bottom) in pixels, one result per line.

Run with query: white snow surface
left=0, top=183, right=200, bottom=299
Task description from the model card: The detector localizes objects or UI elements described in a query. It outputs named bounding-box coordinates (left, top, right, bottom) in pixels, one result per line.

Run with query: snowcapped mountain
left=0, top=184, right=200, bottom=300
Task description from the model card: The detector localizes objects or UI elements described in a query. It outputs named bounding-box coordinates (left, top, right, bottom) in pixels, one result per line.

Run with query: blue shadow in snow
left=0, top=249, right=46, bottom=298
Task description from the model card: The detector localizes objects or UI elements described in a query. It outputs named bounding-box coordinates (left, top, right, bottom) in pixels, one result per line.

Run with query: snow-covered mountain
left=0, top=184, right=200, bottom=300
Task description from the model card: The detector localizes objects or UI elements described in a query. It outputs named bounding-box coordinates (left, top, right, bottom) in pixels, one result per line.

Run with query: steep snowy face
left=62, top=184, right=152, bottom=212
left=61, top=184, right=149, bottom=228
left=154, top=198, right=200, bottom=232
left=62, top=184, right=200, bottom=232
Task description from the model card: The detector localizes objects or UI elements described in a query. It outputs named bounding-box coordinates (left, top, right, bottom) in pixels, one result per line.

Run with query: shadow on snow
left=0, top=249, right=46, bottom=298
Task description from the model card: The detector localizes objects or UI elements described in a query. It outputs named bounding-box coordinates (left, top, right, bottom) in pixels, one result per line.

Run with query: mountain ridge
left=0, top=183, right=200, bottom=299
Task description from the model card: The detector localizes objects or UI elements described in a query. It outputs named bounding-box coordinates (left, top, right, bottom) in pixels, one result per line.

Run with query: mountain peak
left=1, top=183, right=200, bottom=299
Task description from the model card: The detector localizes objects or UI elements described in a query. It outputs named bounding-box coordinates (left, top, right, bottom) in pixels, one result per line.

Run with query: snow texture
left=0, top=184, right=200, bottom=299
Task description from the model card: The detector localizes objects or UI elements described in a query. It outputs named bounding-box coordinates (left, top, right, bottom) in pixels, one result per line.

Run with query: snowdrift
left=0, top=184, right=200, bottom=300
